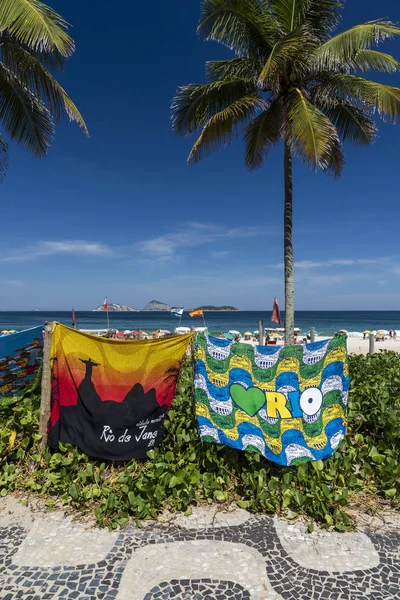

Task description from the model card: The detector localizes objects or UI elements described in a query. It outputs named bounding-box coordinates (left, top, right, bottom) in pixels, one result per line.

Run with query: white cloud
left=275, top=257, right=393, bottom=269
left=0, top=240, right=115, bottom=263
left=136, top=222, right=269, bottom=260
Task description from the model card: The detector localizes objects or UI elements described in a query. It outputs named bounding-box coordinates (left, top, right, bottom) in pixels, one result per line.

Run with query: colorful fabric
left=271, top=297, right=281, bottom=325
left=48, top=324, right=193, bottom=460
left=189, top=308, right=204, bottom=317
left=194, top=334, right=348, bottom=466
left=0, top=326, right=43, bottom=399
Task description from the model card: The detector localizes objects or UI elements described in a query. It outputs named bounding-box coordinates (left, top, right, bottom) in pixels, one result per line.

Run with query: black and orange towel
left=48, top=324, right=193, bottom=460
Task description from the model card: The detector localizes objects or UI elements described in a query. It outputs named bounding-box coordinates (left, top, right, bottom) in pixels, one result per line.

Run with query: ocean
left=1, top=311, right=399, bottom=336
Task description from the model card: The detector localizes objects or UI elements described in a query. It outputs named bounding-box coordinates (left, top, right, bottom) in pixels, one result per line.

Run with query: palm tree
left=171, top=0, right=400, bottom=345
left=0, top=0, right=88, bottom=180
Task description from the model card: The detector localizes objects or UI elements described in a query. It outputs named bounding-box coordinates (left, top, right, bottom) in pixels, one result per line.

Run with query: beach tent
left=175, top=327, right=191, bottom=334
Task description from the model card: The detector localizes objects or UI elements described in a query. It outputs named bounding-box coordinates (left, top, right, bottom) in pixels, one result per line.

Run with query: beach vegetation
left=0, top=0, right=88, bottom=180
left=171, top=0, right=400, bottom=345
left=0, top=352, right=399, bottom=531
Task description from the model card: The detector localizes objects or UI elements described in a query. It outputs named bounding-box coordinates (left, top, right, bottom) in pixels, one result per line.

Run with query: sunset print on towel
left=48, top=324, right=192, bottom=459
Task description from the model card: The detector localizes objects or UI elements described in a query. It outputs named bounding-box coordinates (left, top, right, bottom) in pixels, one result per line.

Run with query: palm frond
left=197, top=0, right=278, bottom=56
left=320, top=100, right=377, bottom=145
left=258, top=25, right=316, bottom=89
left=206, top=57, right=262, bottom=82
left=351, top=49, right=400, bottom=74
left=0, top=135, right=8, bottom=182
left=188, top=95, right=268, bottom=163
left=171, top=79, right=257, bottom=135
left=320, top=74, right=400, bottom=122
left=1, top=42, right=88, bottom=134
left=268, top=0, right=312, bottom=32
left=0, top=0, right=74, bottom=56
left=285, top=87, right=342, bottom=173
left=324, top=135, right=344, bottom=178
left=316, top=20, right=400, bottom=67
left=0, top=63, right=54, bottom=156
left=304, top=0, right=342, bottom=38
left=244, top=99, right=282, bottom=169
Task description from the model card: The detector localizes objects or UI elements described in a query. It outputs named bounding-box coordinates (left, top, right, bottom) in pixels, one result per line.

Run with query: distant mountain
left=198, top=306, right=239, bottom=312
left=143, top=300, right=171, bottom=311
left=92, top=303, right=138, bottom=312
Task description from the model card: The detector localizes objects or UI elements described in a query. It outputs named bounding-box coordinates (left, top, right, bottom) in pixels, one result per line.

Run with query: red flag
left=72, top=307, right=76, bottom=327
left=271, top=297, right=281, bottom=325
left=103, top=297, right=108, bottom=310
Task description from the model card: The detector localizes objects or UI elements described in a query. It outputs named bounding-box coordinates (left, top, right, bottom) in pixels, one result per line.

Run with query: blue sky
left=1, top=0, right=399, bottom=311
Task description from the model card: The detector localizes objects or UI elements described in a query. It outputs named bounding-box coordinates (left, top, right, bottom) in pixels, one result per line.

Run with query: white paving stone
left=116, top=540, right=278, bottom=600
left=12, top=512, right=118, bottom=567
left=274, top=515, right=380, bottom=573
left=161, top=504, right=252, bottom=529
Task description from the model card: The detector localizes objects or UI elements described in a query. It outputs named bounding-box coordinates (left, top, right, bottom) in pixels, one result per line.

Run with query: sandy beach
left=238, top=335, right=400, bottom=355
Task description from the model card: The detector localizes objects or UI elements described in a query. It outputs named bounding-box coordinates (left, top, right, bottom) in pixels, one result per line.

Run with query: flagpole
left=107, top=306, right=110, bottom=330
left=202, top=311, right=207, bottom=330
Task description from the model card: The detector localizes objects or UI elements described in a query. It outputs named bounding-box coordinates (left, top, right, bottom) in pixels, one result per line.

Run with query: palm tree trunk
left=284, top=141, right=294, bottom=346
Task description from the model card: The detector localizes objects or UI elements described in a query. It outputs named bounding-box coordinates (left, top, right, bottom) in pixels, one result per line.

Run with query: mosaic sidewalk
left=0, top=500, right=399, bottom=600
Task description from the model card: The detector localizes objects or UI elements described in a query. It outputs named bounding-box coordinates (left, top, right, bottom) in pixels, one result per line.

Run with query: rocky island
left=92, top=303, right=138, bottom=312
left=143, top=300, right=171, bottom=311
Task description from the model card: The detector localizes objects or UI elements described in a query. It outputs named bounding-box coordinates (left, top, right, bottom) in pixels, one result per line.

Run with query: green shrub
left=0, top=352, right=399, bottom=530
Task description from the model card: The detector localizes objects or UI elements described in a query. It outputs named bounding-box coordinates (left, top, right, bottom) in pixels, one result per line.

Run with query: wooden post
left=369, top=333, right=375, bottom=355
left=39, top=322, right=52, bottom=452
left=258, top=320, right=265, bottom=345
left=310, top=327, right=315, bottom=343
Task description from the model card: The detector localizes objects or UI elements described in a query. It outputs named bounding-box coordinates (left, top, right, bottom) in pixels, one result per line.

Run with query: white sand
left=238, top=335, right=400, bottom=355
left=346, top=337, right=400, bottom=355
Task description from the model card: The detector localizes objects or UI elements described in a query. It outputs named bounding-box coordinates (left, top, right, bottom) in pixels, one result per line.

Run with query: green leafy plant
left=0, top=353, right=399, bottom=530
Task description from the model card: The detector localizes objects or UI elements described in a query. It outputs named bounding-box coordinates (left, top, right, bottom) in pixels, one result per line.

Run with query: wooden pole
left=310, top=326, right=315, bottom=343
left=258, top=320, right=265, bottom=345
left=39, top=322, right=53, bottom=452
left=369, top=333, right=375, bottom=355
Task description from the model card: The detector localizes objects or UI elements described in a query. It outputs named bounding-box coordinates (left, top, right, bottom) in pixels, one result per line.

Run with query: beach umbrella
left=131, top=330, right=139, bottom=334
left=124, top=330, right=131, bottom=334
left=244, top=331, right=252, bottom=336
left=253, top=330, right=259, bottom=335
left=339, top=329, right=348, bottom=333
left=229, top=330, right=241, bottom=335
left=115, top=332, right=125, bottom=338
left=363, top=330, right=371, bottom=334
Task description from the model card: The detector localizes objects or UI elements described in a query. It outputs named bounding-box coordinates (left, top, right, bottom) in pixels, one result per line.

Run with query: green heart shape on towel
left=230, top=384, right=265, bottom=417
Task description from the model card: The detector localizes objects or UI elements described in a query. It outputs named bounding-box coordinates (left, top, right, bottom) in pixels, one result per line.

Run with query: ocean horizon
left=1, top=310, right=399, bottom=337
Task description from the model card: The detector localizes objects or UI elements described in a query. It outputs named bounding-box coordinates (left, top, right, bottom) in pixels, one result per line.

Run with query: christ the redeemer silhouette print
left=75, top=357, right=161, bottom=426
left=80, top=358, right=100, bottom=379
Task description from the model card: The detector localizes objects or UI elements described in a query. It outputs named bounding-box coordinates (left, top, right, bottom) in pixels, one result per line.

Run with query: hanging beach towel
left=48, top=324, right=193, bottom=460
left=0, top=326, right=43, bottom=401
left=194, top=333, right=348, bottom=466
